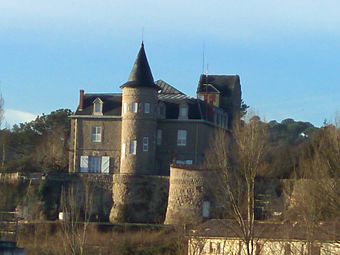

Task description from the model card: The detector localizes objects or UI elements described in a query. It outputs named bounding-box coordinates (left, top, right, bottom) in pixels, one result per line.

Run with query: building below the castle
left=68, top=42, right=242, bottom=223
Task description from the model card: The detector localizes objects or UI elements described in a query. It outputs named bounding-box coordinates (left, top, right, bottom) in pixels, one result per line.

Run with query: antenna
left=142, top=27, right=144, bottom=43
left=202, top=43, right=205, bottom=74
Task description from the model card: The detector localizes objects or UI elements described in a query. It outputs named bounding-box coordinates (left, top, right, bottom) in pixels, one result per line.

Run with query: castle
left=68, top=43, right=241, bottom=223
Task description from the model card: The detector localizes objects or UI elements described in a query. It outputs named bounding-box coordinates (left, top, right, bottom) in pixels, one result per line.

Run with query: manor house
left=68, top=42, right=241, bottom=176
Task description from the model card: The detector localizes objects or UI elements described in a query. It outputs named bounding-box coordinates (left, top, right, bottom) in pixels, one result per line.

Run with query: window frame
left=123, top=103, right=127, bottom=115
left=129, top=140, right=137, bottom=155
left=177, top=130, right=187, bottom=146
left=91, top=126, right=102, bottom=142
left=93, top=98, right=103, bottom=115
left=179, top=103, right=188, bottom=119
left=142, top=137, right=149, bottom=152
left=131, top=102, right=138, bottom=113
left=144, top=103, right=150, bottom=113
left=157, top=129, right=162, bottom=145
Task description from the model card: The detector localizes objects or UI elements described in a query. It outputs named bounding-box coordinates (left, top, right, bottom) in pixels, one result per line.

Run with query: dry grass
left=17, top=222, right=187, bottom=255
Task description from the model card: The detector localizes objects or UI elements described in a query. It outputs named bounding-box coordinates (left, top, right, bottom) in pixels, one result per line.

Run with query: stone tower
left=120, top=42, right=159, bottom=175
left=110, top=43, right=169, bottom=223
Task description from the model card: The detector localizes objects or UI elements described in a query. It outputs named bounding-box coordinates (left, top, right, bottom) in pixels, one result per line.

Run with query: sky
left=0, top=0, right=339, bottom=127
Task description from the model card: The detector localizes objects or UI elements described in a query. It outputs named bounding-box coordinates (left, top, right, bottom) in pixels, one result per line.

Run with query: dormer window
left=93, top=98, right=103, bottom=115
left=158, top=102, right=166, bottom=118
left=179, top=103, right=188, bottom=119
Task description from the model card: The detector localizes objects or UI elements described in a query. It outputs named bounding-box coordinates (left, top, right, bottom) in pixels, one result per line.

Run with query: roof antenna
left=141, top=27, right=144, bottom=46
left=202, top=43, right=205, bottom=74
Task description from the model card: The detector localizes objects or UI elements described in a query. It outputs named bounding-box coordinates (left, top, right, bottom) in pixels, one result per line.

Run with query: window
left=89, top=156, right=101, bottom=173
left=143, top=137, right=149, bottom=152
left=122, top=143, right=126, bottom=159
left=144, top=103, right=150, bottom=113
left=177, top=130, right=187, bottom=146
left=131, top=102, right=138, bottom=113
left=159, top=103, right=165, bottom=116
left=80, top=155, right=109, bottom=173
left=93, top=98, right=103, bottom=115
left=157, top=129, right=162, bottom=145
left=175, top=159, right=192, bottom=165
left=179, top=104, right=188, bottom=119
left=123, top=103, right=127, bottom=115
left=129, top=140, right=137, bottom=155
left=202, top=201, right=210, bottom=218
left=91, top=126, right=102, bottom=142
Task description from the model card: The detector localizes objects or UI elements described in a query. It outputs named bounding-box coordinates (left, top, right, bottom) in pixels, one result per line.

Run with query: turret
left=119, top=42, right=160, bottom=175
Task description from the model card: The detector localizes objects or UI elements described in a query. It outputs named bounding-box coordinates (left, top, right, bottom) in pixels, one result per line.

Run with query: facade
left=68, top=43, right=241, bottom=223
left=188, top=220, right=340, bottom=255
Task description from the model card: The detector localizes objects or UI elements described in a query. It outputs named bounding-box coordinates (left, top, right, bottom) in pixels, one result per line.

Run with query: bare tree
left=205, top=114, right=268, bottom=255
left=60, top=179, right=93, bottom=255
left=286, top=125, right=340, bottom=254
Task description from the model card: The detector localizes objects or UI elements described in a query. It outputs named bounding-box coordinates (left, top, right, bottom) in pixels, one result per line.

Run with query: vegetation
left=18, top=223, right=186, bottom=255
left=0, top=109, right=72, bottom=173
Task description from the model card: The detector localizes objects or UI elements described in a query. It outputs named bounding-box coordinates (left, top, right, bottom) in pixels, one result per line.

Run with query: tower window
left=157, top=129, right=162, bottom=145
left=122, top=143, right=126, bottom=159
left=129, top=140, right=137, bottom=155
left=123, top=103, right=127, bottom=115
left=91, top=126, right=102, bottom=142
left=177, top=130, right=187, bottom=146
left=144, top=103, right=150, bottom=113
left=143, top=137, right=149, bottom=152
left=131, top=102, right=138, bottom=113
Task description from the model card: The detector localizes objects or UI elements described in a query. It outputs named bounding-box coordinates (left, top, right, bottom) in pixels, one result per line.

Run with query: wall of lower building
left=69, top=117, right=122, bottom=173
left=156, top=120, right=218, bottom=176
left=188, top=237, right=338, bottom=255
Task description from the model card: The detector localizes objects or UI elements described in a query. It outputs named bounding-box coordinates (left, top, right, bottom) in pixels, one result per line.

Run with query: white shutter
left=101, top=156, right=110, bottom=174
left=80, top=156, right=89, bottom=173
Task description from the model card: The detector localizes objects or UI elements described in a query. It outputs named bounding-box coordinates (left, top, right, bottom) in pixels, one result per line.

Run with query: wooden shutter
left=80, top=156, right=89, bottom=173
left=101, top=156, right=110, bottom=174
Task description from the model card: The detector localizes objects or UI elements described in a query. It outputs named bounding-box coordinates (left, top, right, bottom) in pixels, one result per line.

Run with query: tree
left=1, top=108, right=72, bottom=172
left=285, top=125, right=340, bottom=254
left=60, top=178, right=93, bottom=255
left=205, top=114, right=268, bottom=255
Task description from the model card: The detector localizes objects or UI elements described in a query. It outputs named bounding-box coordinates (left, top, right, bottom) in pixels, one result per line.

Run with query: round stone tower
left=120, top=42, right=159, bottom=175
left=110, top=43, right=169, bottom=223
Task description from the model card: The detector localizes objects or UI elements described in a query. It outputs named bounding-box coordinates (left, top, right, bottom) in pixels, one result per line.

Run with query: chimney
left=79, top=89, right=84, bottom=111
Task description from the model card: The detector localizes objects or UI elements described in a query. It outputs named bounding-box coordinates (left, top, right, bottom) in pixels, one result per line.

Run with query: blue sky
left=0, top=0, right=339, bottom=127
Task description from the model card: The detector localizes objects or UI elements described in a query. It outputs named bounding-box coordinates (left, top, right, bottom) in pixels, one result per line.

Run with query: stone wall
left=69, top=118, right=122, bottom=173
left=164, top=166, right=216, bottom=224
left=110, top=174, right=169, bottom=223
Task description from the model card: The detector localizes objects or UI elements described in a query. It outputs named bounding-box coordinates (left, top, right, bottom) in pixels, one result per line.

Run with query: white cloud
left=4, top=109, right=37, bottom=127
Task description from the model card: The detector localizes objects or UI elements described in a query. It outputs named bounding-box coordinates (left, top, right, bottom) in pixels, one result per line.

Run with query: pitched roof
left=191, top=219, right=340, bottom=241
left=197, top=74, right=240, bottom=97
left=75, top=93, right=122, bottom=116
left=157, top=80, right=185, bottom=95
left=120, top=43, right=159, bottom=90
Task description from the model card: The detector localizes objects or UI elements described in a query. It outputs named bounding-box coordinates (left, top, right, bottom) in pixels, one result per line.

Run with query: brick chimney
left=79, top=89, right=84, bottom=111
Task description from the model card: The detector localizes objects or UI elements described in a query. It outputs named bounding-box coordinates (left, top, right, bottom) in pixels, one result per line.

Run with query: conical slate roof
left=120, top=43, right=159, bottom=90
